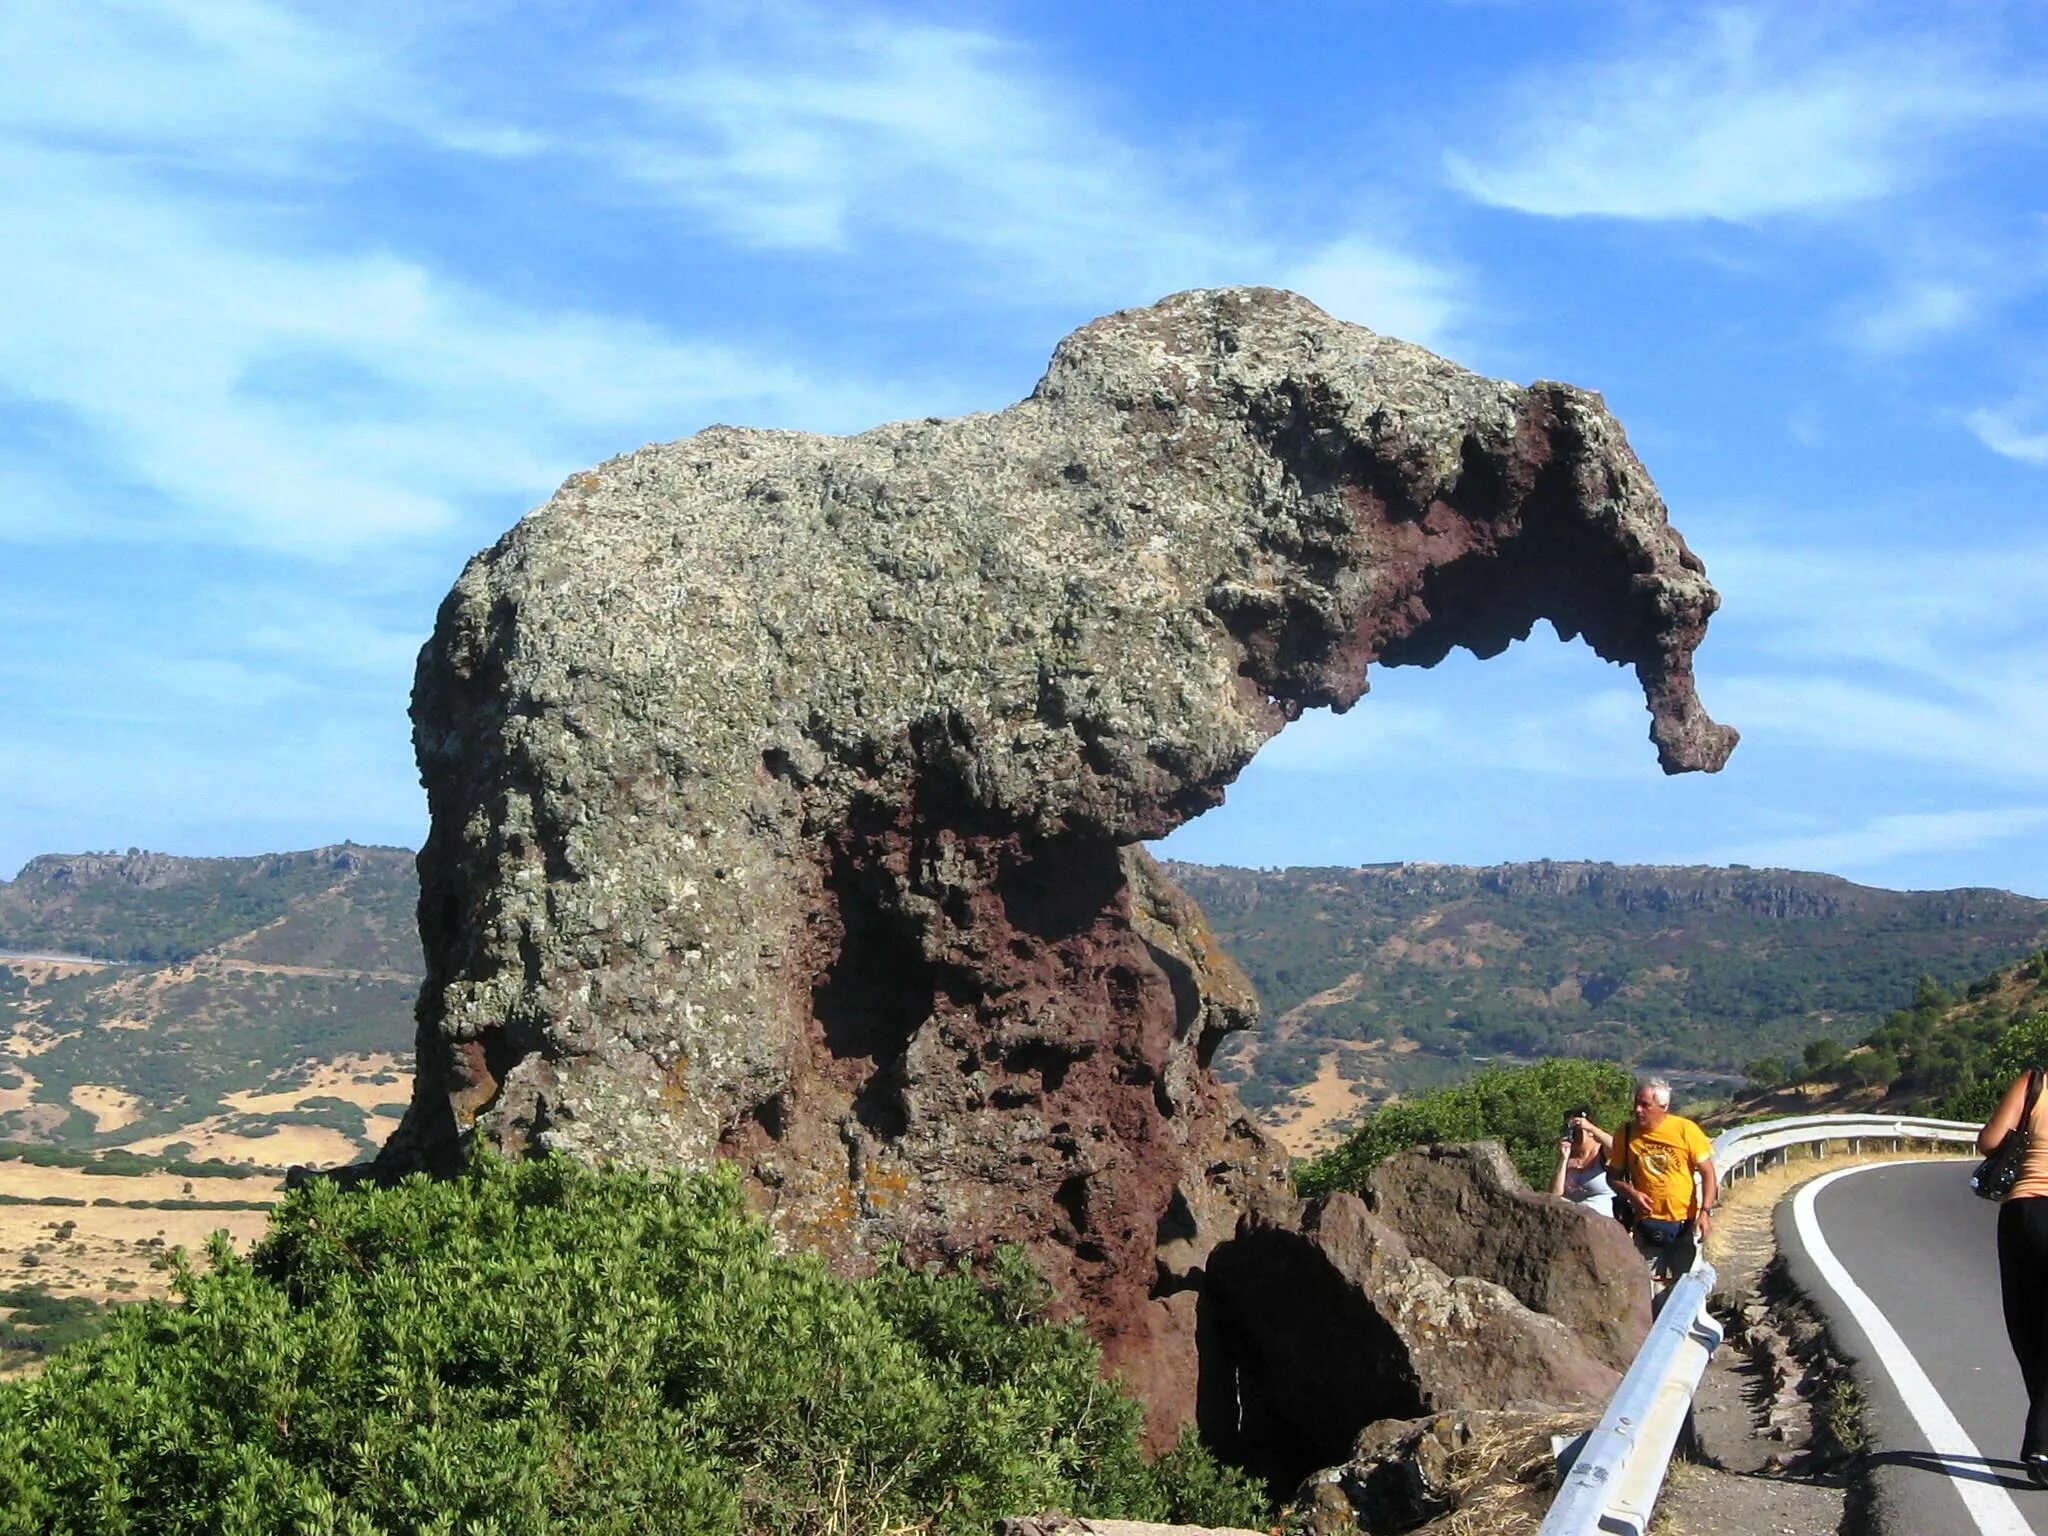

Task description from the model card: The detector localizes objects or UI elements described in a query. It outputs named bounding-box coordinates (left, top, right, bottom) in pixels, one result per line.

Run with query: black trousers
left=1998, top=1197, right=2048, bottom=1456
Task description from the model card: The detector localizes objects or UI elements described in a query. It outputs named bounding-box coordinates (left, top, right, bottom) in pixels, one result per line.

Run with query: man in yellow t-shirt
left=1607, top=1076, right=1719, bottom=1284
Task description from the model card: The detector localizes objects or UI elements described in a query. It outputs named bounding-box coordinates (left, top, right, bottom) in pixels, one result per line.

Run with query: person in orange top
left=1606, top=1076, right=1718, bottom=1286
left=1979, top=1068, right=2048, bottom=1481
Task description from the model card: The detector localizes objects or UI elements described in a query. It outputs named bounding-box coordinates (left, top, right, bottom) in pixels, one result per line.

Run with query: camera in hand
left=1560, top=1116, right=1577, bottom=1140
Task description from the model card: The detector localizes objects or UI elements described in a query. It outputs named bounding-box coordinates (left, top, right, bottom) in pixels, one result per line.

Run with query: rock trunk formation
left=384, top=287, right=1734, bottom=1445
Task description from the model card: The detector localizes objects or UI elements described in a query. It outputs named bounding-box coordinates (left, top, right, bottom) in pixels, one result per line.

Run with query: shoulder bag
left=1972, top=1068, right=2043, bottom=1201
left=1610, top=1124, right=1637, bottom=1230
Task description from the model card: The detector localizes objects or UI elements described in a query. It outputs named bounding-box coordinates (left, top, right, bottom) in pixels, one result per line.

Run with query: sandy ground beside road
left=1655, top=1146, right=1974, bottom=1536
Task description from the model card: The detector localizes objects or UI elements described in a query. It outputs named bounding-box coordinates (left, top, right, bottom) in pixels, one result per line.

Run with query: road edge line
left=1793, top=1162, right=2033, bottom=1536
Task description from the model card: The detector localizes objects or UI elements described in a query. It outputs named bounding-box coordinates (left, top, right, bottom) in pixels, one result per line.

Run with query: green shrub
left=1941, top=1013, right=2048, bottom=1123
left=1296, top=1057, right=1635, bottom=1199
left=0, top=1153, right=1267, bottom=1536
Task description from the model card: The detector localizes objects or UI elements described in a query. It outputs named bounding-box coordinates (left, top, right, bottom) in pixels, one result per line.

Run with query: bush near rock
left=0, top=1155, right=1270, bottom=1536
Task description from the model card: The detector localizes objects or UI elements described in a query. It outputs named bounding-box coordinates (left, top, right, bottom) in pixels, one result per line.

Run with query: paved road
left=1783, top=1158, right=2048, bottom=1535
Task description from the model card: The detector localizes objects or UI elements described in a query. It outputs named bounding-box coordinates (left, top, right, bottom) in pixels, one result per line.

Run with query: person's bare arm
left=1695, top=1157, right=1719, bottom=1237
left=1550, top=1140, right=1572, bottom=1198
left=1981, top=1073, right=2034, bottom=1154
left=1572, top=1116, right=1613, bottom=1154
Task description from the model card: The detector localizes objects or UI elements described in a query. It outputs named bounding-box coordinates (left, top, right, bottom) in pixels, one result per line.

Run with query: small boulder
left=1365, top=1141, right=1649, bottom=1371
left=1203, top=1194, right=1619, bottom=1486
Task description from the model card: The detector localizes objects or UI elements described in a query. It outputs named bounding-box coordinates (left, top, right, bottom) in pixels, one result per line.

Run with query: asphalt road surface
left=1782, top=1158, right=2048, bottom=1536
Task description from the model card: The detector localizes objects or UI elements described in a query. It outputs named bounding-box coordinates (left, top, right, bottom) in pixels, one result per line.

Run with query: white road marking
left=1794, top=1162, right=2035, bottom=1536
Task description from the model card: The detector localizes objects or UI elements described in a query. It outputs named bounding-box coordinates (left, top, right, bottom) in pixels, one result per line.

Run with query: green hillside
left=1721, top=948, right=2048, bottom=1125
left=1165, top=860, right=2048, bottom=1107
left=0, top=846, right=417, bottom=969
left=0, top=846, right=417, bottom=1156
left=12, top=844, right=2048, bottom=1151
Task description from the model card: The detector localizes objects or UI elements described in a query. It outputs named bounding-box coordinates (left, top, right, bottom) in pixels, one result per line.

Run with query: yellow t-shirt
left=1608, top=1114, right=1714, bottom=1223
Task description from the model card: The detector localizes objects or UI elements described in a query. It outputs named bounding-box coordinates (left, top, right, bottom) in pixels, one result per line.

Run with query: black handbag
left=1611, top=1124, right=1637, bottom=1230
left=1973, top=1069, right=2042, bottom=1201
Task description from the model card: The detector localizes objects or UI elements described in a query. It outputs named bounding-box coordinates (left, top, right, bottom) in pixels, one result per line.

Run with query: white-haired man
left=1607, top=1076, right=1718, bottom=1285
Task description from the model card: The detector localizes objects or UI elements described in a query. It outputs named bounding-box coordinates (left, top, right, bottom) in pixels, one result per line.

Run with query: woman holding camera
left=1550, top=1106, right=1615, bottom=1209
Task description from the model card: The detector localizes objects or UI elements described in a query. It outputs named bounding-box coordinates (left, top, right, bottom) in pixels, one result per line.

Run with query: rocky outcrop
left=1364, top=1142, right=1648, bottom=1370
left=387, top=286, right=1733, bottom=1444
left=1201, top=1194, right=1618, bottom=1486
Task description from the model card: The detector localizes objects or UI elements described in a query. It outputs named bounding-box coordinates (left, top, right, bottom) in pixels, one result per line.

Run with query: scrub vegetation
left=0, top=1153, right=1269, bottom=1536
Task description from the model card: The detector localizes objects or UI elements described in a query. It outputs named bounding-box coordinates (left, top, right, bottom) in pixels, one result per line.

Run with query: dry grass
left=0, top=959, right=108, bottom=983
left=116, top=1052, right=411, bottom=1166
left=0, top=1158, right=282, bottom=1306
left=1427, top=1411, right=1593, bottom=1536
left=218, top=1052, right=409, bottom=1115
left=0, top=1068, right=39, bottom=1115
left=68, top=1084, right=142, bottom=1132
left=0, top=1201, right=274, bottom=1302
left=1267, top=1052, right=1371, bottom=1156
left=119, top=1120, right=366, bottom=1166
left=0, top=1162, right=278, bottom=1203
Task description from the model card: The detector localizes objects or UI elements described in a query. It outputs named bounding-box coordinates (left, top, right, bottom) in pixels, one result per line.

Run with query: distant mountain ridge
left=0, top=845, right=418, bottom=1158
left=0, top=845, right=419, bottom=970
left=8, top=846, right=2045, bottom=1153
left=1163, top=858, right=2048, bottom=1112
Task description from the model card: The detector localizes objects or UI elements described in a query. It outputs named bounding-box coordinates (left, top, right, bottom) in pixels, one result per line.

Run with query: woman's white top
left=1563, top=1160, right=1614, bottom=1206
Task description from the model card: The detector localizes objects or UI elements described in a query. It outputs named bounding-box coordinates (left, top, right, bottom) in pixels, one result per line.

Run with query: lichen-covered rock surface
left=387, top=286, right=1733, bottom=1444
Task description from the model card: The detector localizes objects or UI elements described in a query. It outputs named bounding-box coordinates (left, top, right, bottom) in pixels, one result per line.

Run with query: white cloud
left=0, top=134, right=879, bottom=558
left=1847, top=280, right=1978, bottom=353
left=1445, top=8, right=2046, bottom=221
left=1715, top=807, right=2048, bottom=878
left=1967, top=403, right=2048, bottom=465
left=596, top=9, right=1468, bottom=341
left=606, top=15, right=1254, bottom=298
left=1709, top=539, right=2048, bottom=683
left=1280, top=236, right=1470, bottom=354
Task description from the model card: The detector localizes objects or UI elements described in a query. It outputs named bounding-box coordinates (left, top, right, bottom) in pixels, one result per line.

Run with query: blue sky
left=4, top=1, right=2047, bottom=895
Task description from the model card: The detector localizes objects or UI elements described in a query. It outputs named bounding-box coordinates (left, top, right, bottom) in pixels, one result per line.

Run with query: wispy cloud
left=1715, top=806, right=2048, bottom=879
left=1445, top=8, right=2045, bottom=221
left=604, top=15, right=1250, bottom=295
left=0, top=133, right=879, bottom=557
left=1845, top=280, right=1979, bottom=353
left=1967, top=401, right=2048, bottom=465
left=591, top=7, right=1470, bottom=346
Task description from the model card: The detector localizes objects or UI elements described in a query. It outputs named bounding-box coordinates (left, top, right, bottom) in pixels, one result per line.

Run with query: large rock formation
left=385, top=287, right=1734, bottom=1443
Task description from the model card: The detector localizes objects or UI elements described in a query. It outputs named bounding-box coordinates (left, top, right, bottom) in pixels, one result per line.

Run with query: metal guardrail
left=1538, top=1112, right=1978, bottom=1536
